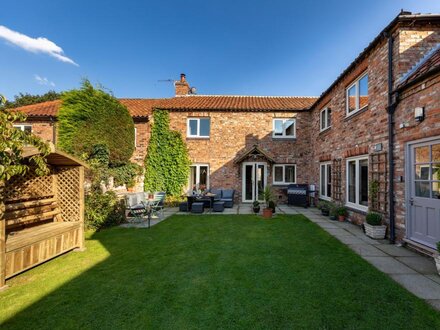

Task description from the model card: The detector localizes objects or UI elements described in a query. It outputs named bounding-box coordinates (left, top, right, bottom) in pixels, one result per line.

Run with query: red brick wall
left=168, top=110, right=312, bottom=202
left=393, top=73, right=440, bottom=237
left=15, top=121, right=55, bottom=143
left=131, top=121, right=150, bottom=166
left=309, top=23, right=440, bottom=243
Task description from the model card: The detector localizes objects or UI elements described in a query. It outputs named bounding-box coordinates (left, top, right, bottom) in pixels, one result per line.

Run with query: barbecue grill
left=287, top=184, right=309, bottom=207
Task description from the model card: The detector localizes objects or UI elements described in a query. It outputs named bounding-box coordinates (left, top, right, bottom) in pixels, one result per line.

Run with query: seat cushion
left=222, top=189, right=234, bottom=199
left=210, top=189, right=222, bottom=198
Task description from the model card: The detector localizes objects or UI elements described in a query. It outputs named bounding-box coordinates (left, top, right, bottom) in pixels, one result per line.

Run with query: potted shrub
left=318, top=200, right=329, bottom=216
left=268, top=200, right=276, bottom=214
left=329, top=202, right=337, bottom=220
left=262, top=186, right=274, bottom=219
left=252, top=200, right=260, bottom=214
left=336, top=206, right=347, bottom=222
left=435, top=242, right=440, bottom=275
left=364, top=212, right=386, bottom=239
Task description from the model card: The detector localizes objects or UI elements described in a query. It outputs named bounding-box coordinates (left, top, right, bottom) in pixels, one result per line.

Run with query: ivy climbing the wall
left=144, top=110, right=190, bottom=196
left=57, top=79, right=135, bottom=166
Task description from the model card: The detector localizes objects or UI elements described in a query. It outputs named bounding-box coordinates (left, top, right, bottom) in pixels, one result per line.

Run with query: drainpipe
left=50, top=116, right=56, bottom=145
left=385, top=32, right=396, bottom=244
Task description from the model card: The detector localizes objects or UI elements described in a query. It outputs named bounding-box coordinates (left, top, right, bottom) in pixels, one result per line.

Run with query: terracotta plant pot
left=262, top=208, right=273, bottom=219
left=338, top=215, right=345, bottom=222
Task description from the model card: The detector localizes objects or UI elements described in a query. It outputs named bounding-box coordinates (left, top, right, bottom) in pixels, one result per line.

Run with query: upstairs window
left=273, top=164, right=296, bottom=184
left=273, top=119, right=296, bottom=138
left=320, top=108, right=331, bottom=131
left=346, top=73, right=368, bottom=116
left=13, top=124, right=32, bottom=133
left=187, top=118, right=210, bottom=138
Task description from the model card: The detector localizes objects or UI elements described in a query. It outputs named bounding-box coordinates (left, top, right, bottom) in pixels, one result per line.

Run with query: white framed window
left=134, top=127, right=137, bottom=148
left=346, top=73, right=369, bottom=116
left=13, top=124, right=32, bottom=133
left=187, top=118, right=210, bottom=138
left=189, top=164, right=210, bottom=191
left=273, top=164, right=296, bottom=185
left=346, top=156, right=369, bottom=211
left=272, top=119, right=296, bottom=138
left=319, top=162, right=332, bottom=200
left=320, top=108, right=331, bottom=131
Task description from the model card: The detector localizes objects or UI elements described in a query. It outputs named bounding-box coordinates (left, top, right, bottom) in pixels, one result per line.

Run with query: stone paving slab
left=315, top=222, right=340, bottom=229
left=390, top=274, right=440, bottom=299
left=347, top=244, right=389, bottom=257
left=322, top=228, right=353, bottom=236
left=376, top=244, right=419, bottom=257
left=363, top=256, right=418, bottom=274
left=396, top=256, right=438, bottom=275
left=333, top=235, right=367, bottom=245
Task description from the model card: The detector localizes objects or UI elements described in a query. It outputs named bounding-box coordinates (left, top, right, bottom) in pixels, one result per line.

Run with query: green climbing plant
left=0, top=95, right=49, bottom=181
left=57, top=79, right=135, bottom=166
left=144, top=110, right=190, bottom=196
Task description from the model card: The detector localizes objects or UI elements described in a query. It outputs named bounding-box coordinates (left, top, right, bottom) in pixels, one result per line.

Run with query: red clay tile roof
left=155, top=95, right=317, bottom=111
left=13, top=95, right=317, bottom=119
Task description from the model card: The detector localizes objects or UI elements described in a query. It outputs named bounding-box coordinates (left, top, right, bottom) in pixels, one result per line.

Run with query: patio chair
left=125, top=192, right=149, bottom=223
left=151, top=192, right=166, bottom=218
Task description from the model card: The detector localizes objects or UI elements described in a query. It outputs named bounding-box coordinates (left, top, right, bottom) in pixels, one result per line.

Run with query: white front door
left=242, top=162, right=267, bottom=203
left=407, top=138, right=440, bottom=249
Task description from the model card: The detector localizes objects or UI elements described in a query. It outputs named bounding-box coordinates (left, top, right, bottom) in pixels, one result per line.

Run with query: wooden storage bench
left=0, top=148, right=88, bottom=289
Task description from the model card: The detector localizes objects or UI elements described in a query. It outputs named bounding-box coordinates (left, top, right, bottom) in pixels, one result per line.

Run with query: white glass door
left=242, top=162, right=267, bottom=203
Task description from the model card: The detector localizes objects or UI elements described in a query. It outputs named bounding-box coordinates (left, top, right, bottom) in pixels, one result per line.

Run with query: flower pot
left=364, top=223, right=387, bottom=239
left=321, top=209, right=330, bottom=216
left=262, top=208, right=273, bottom=219
left=434, top=255, right=440, bottom=275
left=253, top=206, right=260, bottom=214
left=329, top=215, right=337, bottom=221
left=338, top=215, right=345, bottom=222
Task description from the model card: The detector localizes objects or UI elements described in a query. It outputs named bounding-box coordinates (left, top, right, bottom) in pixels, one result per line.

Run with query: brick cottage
left=12, top=11, right=440, bottom=253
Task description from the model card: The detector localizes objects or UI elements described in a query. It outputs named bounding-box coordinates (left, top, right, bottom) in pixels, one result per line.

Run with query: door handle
left=409, top=198, right=414, bottom=206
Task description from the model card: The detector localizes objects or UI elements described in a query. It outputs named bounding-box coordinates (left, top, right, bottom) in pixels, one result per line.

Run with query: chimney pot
left=180, top=73, right=186, bottom=82
left=175, top=73, right=190, bottom=96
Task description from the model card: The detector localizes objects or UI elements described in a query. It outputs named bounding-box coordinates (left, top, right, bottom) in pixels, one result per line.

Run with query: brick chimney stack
left=174, top=73, right=191, bottom=96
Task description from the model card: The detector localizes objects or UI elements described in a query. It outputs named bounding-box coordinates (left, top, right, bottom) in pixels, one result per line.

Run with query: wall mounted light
left=414, top=107, right=425, bottom=122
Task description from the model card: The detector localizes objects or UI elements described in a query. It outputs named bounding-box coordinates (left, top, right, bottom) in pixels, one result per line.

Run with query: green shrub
left=85, top=191, right=125, bottom=230
left=336, top=206, right=347, bottom=216
left=329, top=202, right=337, bottom=216
left=366, top=212, right=382, bottom=226
left=144, top=110, right=190, bottom=196
left=58, top=80, right=135, bottom=166
left=164, top=195, right=186, bottom=207
left=110, top=162, right=143, bottom=188
left=253, top=200, right=260, bottom=207
left=268, top=200, right=276, bottom=212
left=317, top=200, right=329, bottom=211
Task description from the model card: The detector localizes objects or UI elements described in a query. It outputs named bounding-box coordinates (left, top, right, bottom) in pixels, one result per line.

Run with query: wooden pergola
left=0, top=147, right=88, bottom=289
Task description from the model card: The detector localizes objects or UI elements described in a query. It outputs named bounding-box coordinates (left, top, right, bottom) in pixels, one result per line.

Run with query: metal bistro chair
left=150, top=192, right=166, bottom=219
left=125, top=193, right=152, bottom=228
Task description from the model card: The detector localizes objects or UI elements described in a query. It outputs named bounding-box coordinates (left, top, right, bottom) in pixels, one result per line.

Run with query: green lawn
left=1, top=215, right=439, bottom=329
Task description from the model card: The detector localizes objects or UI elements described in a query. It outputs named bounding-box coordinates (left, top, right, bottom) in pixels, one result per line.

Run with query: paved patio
left=120, top=203, right=440, bottom=311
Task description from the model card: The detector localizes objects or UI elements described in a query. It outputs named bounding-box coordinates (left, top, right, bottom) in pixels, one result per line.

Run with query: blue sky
left=1, top=1, right=440, bottom=100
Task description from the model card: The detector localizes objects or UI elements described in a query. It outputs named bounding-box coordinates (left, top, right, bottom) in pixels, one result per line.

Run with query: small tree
left=0, top=95, right=49, bottom=182
left=57, top=80, right=135, bottom=166
left=144, top=110, right=190, bottom=196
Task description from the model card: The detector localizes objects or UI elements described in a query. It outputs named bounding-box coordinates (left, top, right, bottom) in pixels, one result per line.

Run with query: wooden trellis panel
left=56, top=167, right=81, bottom=222
left=369, top=152, right=388, bottom=215
left=332, top=159, right=342, bottom=202
left=4, top=167, right=55, bottom=202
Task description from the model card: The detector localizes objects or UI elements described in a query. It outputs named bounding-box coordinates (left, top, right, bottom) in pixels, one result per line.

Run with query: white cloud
left=0, top=25, right=78, bottom=66
left=34, top=74, right=56, bottom=87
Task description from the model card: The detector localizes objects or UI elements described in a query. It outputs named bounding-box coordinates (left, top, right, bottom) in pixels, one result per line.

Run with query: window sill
left=345, top=203, right=368, bottom=214
left=319, top=196, right=332, bottom=201
left=272, top=137, right=297, bottom=141
left=344, top=106, right=369, bottom=121
left=186, top=137, right=210, bottom=140
left=272, top=183, right=296, bottom=186
left=319, top=127, right=331, bottom=136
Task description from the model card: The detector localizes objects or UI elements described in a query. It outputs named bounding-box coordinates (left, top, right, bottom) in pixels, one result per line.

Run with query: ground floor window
left=346, top=156, right=368, bottom=211
left=273, top=164, right=296, bottom=185
left=320, top=162, right=331, bottom=200
left=189, top=164, right=209, bottom=192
